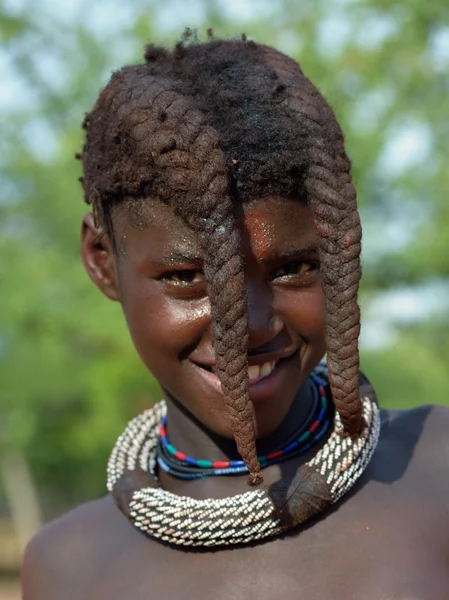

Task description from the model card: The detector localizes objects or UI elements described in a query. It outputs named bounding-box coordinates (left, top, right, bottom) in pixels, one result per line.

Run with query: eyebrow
left=150, top=245, right=319, bottom=268
left=151, top=251, right=203, bottom=268
left=261, top=245, right=319, bottom=263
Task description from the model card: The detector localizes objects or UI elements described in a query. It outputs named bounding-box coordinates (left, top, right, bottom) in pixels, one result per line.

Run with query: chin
left=252, top=401, right=293, bottom=438
left=199, top=393, right=294, bottom=442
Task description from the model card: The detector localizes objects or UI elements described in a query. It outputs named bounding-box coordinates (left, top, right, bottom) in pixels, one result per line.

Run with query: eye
left=161, top=269, right=205, bottom=286
left=272, top=261, right=320, bottom=281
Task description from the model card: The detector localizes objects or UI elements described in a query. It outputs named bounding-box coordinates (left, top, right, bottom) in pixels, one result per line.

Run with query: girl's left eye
left=272, top=261, right=319, bottom=280
left=161, top=270, right=205, bottom=286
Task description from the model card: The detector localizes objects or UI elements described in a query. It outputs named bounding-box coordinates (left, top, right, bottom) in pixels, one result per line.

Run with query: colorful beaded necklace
left=107, top=361, right=381, bottom=548
left=156, top=371, right=331, bottom=480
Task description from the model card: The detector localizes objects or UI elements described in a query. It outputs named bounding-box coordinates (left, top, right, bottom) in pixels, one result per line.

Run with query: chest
left=89, top=496, right=449, bottom=600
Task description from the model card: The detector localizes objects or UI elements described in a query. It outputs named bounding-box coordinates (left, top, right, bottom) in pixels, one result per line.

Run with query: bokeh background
left=1, top=0, right=448, bottom=595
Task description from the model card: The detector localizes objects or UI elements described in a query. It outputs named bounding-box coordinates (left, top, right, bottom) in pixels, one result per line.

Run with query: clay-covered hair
left=78, top=31, right=363, bottom=485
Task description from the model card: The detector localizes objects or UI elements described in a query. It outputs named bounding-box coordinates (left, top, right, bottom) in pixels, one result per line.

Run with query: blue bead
left=283, top=441, right=298, bottom=453
left=311, top=372, right=325, bottom=386
left=318, top=407, right=327, bottom=421
left=157, top=457, right=170, bottom=472
left=215, top=466, right=247, bottom=475
left=185, top=456, right=197, bottom=465
left=315, top=420, right=330, bottom=441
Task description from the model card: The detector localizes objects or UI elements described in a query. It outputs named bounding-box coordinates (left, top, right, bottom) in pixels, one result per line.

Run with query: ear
left=81, top=213, right=120, bottom=301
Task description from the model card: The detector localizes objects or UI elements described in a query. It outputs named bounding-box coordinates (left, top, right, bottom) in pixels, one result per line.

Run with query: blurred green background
left=1, top=0, right=448, bottom=586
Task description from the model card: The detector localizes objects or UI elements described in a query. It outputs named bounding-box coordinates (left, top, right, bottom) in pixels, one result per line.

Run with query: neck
left=162, top=377, right=316, bottom=462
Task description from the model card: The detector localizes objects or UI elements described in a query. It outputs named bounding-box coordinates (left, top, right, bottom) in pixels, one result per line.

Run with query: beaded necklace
left=107, top=362, right=381, bottom=548
left=157, top=372, right=331, bottom=480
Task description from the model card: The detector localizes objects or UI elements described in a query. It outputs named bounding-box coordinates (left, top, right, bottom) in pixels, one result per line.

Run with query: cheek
left=120, top=280, right=211, bottom=372
left=280, top=286, right=326, bottom=343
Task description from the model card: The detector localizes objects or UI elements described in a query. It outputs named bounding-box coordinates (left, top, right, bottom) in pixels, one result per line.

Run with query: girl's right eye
left=160, top=270, right=205, bottom=286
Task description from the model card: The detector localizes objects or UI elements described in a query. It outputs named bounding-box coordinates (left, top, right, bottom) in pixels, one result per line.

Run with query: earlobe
left=81, top=213, right=120, bottom=301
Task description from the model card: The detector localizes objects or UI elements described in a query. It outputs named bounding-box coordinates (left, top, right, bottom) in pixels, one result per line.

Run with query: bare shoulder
left=21, top=495, right=136, bottom=600
left=376, top=404, right=449, bottom=487
left=382, top=403, right=449, bottom=447
left=410, top=404, right=449, bottom=470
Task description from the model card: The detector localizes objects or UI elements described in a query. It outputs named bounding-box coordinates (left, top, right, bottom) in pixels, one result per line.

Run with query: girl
left=22, top=32, right=449, bottom=599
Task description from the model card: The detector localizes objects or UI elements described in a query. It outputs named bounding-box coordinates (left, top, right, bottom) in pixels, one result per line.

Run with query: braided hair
left=78, top=32, right=363, bottom=485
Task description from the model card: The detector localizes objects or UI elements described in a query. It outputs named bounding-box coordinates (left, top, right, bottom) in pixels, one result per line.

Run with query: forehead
left=113, top=196, right=317, bottom=258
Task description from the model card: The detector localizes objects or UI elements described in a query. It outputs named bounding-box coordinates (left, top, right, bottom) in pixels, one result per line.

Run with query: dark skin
left=21, top=198, right=449, bottom=599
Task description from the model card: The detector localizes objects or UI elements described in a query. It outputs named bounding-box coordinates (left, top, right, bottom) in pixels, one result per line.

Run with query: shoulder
left=381, top=403, right=449, bottom=447
left=374, top=404, right=449, bottom=487
left=21, top=495, right=132, bottom=600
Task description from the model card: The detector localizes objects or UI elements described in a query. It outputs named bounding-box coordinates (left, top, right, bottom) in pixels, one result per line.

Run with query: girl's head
left=79, top=32, right=363, bottom=485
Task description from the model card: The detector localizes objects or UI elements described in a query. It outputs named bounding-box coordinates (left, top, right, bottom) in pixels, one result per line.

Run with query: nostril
left=247, top=310, right=285, bottom=352
left=248, top=331, right=287, bottom=357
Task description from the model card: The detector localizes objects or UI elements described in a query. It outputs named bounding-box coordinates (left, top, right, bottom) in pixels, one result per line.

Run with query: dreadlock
left=78, top=31, right=363, bottom=486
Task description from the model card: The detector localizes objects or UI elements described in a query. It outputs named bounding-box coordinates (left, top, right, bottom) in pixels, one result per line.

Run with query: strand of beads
left=156, top=372, right=331, bottom=480
left=107, top=369, right=381, bottom=547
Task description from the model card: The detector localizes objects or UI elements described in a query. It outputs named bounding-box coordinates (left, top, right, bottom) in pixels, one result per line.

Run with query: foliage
left=1, top=0, right=448, bottom=515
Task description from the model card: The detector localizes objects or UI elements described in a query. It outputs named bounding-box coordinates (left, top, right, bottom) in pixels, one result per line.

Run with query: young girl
left=22, top=32, right=449, bottom=599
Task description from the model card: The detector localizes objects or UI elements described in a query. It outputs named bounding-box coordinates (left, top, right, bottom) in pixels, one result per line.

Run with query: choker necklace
left=157, top=372, right=331, bottom=480
left=107, top=363, right=381, bottom=548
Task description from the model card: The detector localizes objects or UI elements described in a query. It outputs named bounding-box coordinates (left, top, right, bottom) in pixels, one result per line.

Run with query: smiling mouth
left=197, top=353, right=297, bottom=386
left=248, top=360, right=278, bottom=384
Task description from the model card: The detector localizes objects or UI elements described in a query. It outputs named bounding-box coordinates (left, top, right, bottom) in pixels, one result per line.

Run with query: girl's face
left=82, top=196, right=326, bottom=439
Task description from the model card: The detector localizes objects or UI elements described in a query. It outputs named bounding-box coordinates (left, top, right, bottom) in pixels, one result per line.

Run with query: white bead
left=107, top=392, right=381, bottom=547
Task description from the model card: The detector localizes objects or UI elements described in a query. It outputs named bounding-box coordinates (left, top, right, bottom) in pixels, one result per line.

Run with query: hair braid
left=257, top=46, right=363, bottom=435
left=305, top=163, right=363, bottom=435
left=80, top=35, right=367, bottom=493
left=81, top=65, right=262, bottom=483
left=198, top=204, right=262, bottom=484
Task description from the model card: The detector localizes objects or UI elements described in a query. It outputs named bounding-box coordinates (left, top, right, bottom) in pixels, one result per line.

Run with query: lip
left=190, top=349, right=300, bottom=403
left=192, top=347, right=298, bottom=370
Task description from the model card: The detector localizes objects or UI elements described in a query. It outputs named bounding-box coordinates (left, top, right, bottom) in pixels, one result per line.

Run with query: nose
left=246, top=280, right=284, bottom=352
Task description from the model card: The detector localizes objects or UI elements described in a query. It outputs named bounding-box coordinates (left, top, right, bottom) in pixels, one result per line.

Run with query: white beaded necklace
left=107, top=383, right=381, bottom=548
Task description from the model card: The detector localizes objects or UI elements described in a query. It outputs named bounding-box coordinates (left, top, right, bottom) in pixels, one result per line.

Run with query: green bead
left=167, top=444, right=177, bottom=455
left=196, top=459, right=213, bottom=468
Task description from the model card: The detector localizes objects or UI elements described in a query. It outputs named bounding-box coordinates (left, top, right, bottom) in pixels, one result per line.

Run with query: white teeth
left=248, top=361, right=276, bottom=383
left=260, top=361, right=274, bottom=377
left=248, top=365, right=261, bottom=382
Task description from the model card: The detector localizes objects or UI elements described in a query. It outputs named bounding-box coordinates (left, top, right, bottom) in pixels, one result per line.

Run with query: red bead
left=266, top=450, right=283, bottom=460
left=174, top=451, right=187, bottom=461
left=212, top=461, right=229, bottom=469
left=309, top=419, right=320, bottom=433
left=159, top=424, right=166, bottom=437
